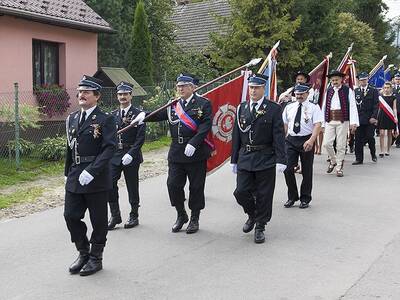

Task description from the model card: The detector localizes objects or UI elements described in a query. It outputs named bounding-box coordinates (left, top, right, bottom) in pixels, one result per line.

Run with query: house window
left=32, top=40, right=59, bottom=88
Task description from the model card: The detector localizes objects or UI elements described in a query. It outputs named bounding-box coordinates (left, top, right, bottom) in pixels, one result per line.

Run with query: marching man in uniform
left=352, top=72, right=379, bottom=165
left=231, top=74, right=286, bottom=244
left=108, top=81, right=146, bottom=230
left=132, top=74, right=212, bottom=234
left=322, top=70, right=359, bottom=177
left=282, top=84, right=323, bottom=209
left=64, top=75, right=117, bottom=276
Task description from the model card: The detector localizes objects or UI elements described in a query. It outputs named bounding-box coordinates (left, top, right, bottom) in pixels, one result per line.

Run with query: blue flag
left=369, top=64, right=385, bottom=88
left=384, top=68, right=392, bottom=82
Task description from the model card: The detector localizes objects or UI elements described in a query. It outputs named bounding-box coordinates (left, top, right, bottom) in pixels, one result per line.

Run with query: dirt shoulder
left=0, top=148, right=168, bottom=221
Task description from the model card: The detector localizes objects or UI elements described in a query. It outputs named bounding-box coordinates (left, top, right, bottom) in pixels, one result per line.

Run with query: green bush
left=37, top=136, right=66, bottom=161
left=6, top=138, right=36, bottom=157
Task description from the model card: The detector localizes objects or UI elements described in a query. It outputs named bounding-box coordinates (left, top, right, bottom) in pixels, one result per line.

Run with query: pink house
left=0, top=0, right=112, bottom=116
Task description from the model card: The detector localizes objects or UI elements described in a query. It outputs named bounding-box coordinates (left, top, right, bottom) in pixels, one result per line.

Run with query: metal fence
left=0, top=83, right=173, bottom=168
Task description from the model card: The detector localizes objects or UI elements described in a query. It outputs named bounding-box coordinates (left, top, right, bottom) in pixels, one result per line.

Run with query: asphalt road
left=1, top=147, right=400, bottom=300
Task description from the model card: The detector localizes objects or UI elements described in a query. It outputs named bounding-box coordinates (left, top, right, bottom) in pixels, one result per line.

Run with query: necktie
left=180, top=99, right=186, bottom=107
left=251, top=102, right=257, bottom=117
left=121, top=109, right=125, bottom=120
left=293, top=103, right=302, bottom=134
left=79, top=111, right=86, bottom=129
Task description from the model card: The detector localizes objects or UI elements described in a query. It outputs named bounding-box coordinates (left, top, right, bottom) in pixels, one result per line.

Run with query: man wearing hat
left=231, top=74, right=286, bottom=244
left=278, top=71, right=314, bottom=109
left=322, top=70, right=359, bottom=177
left=352, top=72, right=379, bottom=164
left=107, top=81, right=146, bottom=230
left=131, top=73, right=212, bottom=234
left=282, top=83, right=323, bottom=209
left=64, top=75, right=117, bottom=276
left=393, top=73, right=400, bottom=147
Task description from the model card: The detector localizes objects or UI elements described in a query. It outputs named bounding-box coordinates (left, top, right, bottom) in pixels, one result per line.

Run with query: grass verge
left=0, top=186, right=45, bottom=209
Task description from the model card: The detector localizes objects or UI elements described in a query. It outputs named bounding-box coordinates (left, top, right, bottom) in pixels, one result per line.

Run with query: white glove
left=122, top=153, right=133, bottom=165
left=131, top=112, right=146, bottom=125
left=184, top=144, right=196, bottom=157
left=276, top=163, right=287, bottom=173
left=78, top=170, right=94, bottom=186
left=64, top=176, right=68, bottom=183
left=230, top=163, right=237, bottom=174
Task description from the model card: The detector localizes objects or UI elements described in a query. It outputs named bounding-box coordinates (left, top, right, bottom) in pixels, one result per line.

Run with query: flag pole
left=309, top=52, right=332, bottom=75
left=337, top=43, right=353, bottom=70
left=118, top=58, right=263, bottom=134
left=369, top=55, right=387, bottom=77
left=258, top=40, right=280, bottom=73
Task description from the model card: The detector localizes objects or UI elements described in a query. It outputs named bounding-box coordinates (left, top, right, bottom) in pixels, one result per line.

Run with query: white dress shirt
left=249, top=97, right=264, bottom=111
left=80, top=105, right=97, bottom=123
left=322, top=86, right=359, bottom=126
left=121, top=104, right=132, bottom=116
left=283, top=101, right=324, bottom=136
left=181, top=94, right=194, bottom=106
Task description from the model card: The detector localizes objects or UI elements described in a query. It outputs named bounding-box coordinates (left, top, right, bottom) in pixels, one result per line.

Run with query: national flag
left=258, top=40, right=280, bottom=101
left=308, top=53, right=330, bottom=106
left=202, top=72, right=250, bottom=174
left=369, top=55, right=387, bottom=89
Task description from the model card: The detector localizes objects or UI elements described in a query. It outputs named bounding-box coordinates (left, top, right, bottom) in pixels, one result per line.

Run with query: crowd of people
left=62, top=68, right=399, bottom=276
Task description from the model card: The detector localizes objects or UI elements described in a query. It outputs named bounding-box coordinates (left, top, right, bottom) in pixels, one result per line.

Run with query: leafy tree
left=128, top=0, right=154, bottom=86
left=209, top=0, right=308, bottom=88
left=331, top=13, right=378, bottom=72
left=351, top=0, right=399, bottom=65
left=85, top=0, right=126, bottom=67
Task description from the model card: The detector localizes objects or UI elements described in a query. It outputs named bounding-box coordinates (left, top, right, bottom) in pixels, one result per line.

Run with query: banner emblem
left=212, top=104, right=236, bottom=142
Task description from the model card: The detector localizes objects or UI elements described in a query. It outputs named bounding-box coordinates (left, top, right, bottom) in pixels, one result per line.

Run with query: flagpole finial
left=349, top=42, right=354, bottom=50
left=327, top=52, right=333, bottom=58
left=246, top=58, right=262, bottom=67
left=382, top=55, right=388, bottom=61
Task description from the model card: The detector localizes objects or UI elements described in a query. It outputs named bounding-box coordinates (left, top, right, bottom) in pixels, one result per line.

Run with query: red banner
left=309, top=56, right=330, bottom=106
left=202, top=75, right=245, bottom=174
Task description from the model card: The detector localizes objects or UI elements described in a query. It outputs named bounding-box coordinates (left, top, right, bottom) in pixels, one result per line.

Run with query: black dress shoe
left=124, top=215, right=139, bottom=228
left=79, top=244, right=104, bottom=276
left=107, top=215, right=122, bottom=230
left=254, top=228, right=265, bottom=244
left=69, top=253, right=89, bottom=274
left=79, top=256, right=102, bottom=276
left=299, top=202, right=309, bottom=209
left=172, top=212, right=189, bottom=233
left=379, top=153, right=384, bottom=158
left=186, top=216, right=199, bottom=234
left=351, top=160, right=363, bottom=165
left=372, top=155, right=377, bottom=162
left=284, top=199, right=296, bottom=208
left=242, top=215, right=256, bottom=233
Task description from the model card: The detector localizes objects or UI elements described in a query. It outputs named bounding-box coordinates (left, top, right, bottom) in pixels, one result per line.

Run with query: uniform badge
left=92, top=114, right=97, bottom=120
left=90, top=124, right=101, bottom=138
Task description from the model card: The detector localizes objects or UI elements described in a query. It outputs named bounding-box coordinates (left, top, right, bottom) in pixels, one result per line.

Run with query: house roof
left=172, top=0, right=231, bottom=52
left=94, top=67, right=147, bottom=97
left=0, top=0, right=113, bottom=33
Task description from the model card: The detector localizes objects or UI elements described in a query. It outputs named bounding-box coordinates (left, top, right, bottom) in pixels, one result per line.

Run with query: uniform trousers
left=284, top=135, right=314, bottom=203
left=323, top=120, right=349, bottom=170
left=64, top=191, right=108, bottom=245
left=167, top=160, right=207, bottom=212
left=355, top=124, right=376, bottom=161
left=109, top=162, right=140, bottom=217
left=234, top=166, right=276, bottom=225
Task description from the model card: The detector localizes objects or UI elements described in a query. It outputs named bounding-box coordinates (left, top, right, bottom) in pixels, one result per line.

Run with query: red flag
left=202, top=74, right=247, bottom=174
left=339, top=57, right=357, bottom=89
left=308, top=54, right=330, bottom=106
